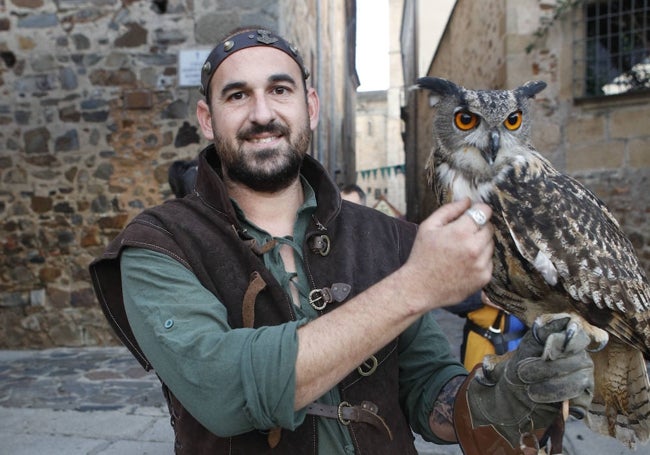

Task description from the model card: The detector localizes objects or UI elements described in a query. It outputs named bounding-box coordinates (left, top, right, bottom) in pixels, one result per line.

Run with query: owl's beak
left=483, top=129, right=500, bottom=165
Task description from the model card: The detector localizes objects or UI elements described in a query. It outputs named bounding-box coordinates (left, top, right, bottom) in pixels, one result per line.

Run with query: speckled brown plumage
left=419, top=77, right=650, bottom=448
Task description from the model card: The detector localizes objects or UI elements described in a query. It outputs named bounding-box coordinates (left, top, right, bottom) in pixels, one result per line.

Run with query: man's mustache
left=237, top=123, right=290, bottom=141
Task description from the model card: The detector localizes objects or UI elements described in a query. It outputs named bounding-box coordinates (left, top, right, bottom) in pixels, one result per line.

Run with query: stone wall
left=0, top=0, right=354, bottom=348
left=414, top=0, right=650, bottom=276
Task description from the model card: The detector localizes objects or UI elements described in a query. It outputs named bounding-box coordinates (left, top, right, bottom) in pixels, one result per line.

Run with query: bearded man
left=90, top=27, right=595, bottom=455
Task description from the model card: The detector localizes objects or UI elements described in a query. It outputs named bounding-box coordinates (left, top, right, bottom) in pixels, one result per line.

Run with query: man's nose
left=249, top=93, right=275, bottom=124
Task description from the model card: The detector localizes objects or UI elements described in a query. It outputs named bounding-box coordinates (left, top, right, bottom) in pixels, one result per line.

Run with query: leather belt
left=305, top=401, right=393, bottom=440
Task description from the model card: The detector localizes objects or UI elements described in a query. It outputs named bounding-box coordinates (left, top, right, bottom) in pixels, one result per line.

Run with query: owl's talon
left=563, top=321, right=578, bottom=351
left=586, top=338, right=607, bottom=353
left=569, top=406, right=586, bottom=420
left=532, top=321, right=543, bottom=345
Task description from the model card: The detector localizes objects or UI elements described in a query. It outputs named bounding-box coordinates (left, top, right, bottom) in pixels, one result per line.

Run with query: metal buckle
left=337, top=401, right=351, bottom=425
left=308, top=289, right=325, bottom=310
left=309, top=289, right=327, bottom=310
left=488, top=324, right=501, bottom=334
left=357, top=355, right=378, bottom=377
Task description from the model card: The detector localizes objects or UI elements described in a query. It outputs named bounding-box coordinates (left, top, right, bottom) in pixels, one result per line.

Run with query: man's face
left=197, top=47, right=319, bottom=192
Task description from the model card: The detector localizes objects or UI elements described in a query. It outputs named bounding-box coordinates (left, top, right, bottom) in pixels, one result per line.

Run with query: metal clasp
left=309, top=288, right=332, bottom=310
left=488, top=325, right=501, bottom=334
left=337, top=401, right=351, bottom=425
left=309, top=234, right=331, bottom=256
left=357, top=355, right=378, bottom=377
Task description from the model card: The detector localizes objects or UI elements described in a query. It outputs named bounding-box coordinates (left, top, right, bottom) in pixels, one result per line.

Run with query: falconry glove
left=454, top=315, right=595, bottom=454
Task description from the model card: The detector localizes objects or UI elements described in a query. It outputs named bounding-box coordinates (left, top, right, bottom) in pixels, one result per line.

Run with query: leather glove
left=455, top=314, right=595, bottom=453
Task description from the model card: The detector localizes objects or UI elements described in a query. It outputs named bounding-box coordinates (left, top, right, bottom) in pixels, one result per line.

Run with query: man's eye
left=273, top=86, right=289, bottom=95
left=229, top=92, right=245, bottom=100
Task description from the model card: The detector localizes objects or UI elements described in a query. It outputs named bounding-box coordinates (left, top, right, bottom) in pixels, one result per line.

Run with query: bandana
left=200, top=29, right=310, bottom=101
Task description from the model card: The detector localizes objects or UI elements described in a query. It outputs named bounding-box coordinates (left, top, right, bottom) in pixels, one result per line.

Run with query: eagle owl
left=418, top=77, right=650, bottom=448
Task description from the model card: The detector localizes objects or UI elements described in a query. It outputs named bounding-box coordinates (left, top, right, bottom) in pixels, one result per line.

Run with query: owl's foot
left=532, top=312, right=609, bottom=357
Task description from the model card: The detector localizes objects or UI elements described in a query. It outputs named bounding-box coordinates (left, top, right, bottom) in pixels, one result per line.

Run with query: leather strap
left=306, top=401, right=393, bottom=440
left=242, top=271, right=267, bottom=329
left=465, top=318, right=526, bottom=355
left=241, top=271, right=280, bottom=448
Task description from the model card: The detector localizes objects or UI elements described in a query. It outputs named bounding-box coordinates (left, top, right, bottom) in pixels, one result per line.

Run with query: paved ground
left=0, top=309, right=646, bottom=454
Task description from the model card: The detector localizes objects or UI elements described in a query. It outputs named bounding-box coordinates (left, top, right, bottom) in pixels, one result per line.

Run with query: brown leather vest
left=90, top=145, right=419, bottom=454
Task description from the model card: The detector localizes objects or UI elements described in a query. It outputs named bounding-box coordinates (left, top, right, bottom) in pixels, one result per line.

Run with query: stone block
left=54, top=129, right=80, bottom=152
left=114, top=22, right=148, bottom=48
left=30, top=289, right=46, bottom=306
left=123, top=89, right=153, bottom=109
left=629, top=139, right=650, bottom=168
left=0, top=291, right=29, bottom=307
left=23, top=126, right=51, bottom=154
left=610, top=107, right=650, bottom=139
left=566, top=114, right=605, bottom=145
left=17, top=13, right=58, bottom=28
left=31, top=195, right=53, bottom=213
left=97, top=213, right=129, bottom=230
left=566, top=140, right=625, bottom=172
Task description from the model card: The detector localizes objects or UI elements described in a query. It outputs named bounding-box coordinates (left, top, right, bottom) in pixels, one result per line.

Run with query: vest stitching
left=122, top=240, right=191, bottom=270
left=90, top=267, right=150, bottom=369
left=133, top=218, right=174, bottom=236
left=348, top=420, right=362, bottom=455
left=312, top=415, right=318, bottom=454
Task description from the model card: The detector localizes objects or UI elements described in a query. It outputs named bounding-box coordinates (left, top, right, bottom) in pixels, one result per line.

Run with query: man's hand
left=457, top=314, right=595, bottom=451
left=404, top=198, right=494, bottom=310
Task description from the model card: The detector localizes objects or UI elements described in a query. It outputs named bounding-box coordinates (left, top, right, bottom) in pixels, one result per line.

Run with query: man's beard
left=215, top=121, right=311, bottom=193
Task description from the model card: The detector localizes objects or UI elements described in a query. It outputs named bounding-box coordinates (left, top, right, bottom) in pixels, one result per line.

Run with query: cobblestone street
left=0, top=310, right=644, bottom=454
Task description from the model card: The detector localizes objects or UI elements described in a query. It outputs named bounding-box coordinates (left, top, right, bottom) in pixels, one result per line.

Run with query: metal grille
left=573, top=0, right=650, bottom=98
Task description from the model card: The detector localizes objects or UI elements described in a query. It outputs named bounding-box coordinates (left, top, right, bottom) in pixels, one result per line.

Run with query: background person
left=340, top=183, right=367, bottom=205
left=446, top=292, right=528, bottom=370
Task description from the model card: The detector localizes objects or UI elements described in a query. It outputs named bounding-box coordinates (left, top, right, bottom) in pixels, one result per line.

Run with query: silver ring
left=465, top=207, right=487, bottom=228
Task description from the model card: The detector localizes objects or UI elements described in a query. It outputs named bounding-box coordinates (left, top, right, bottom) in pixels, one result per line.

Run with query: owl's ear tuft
left=517, top=80, right=547, bottom=99
left=416, top=77, right=460, bottom=96
left=416, top=77, right=460, bottom=107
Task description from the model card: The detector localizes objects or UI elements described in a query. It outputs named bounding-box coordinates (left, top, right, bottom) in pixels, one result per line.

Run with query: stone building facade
left=0, top=0, right=357, bottom=348
left=352, top=0, right=408, bottom=214
left=354, top=90, right=406, bottom=213
left=401, top=0, right=650, bottom=275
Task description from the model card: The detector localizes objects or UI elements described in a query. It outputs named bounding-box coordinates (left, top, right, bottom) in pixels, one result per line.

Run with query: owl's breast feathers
left=485, top=153, right=650, bottom=356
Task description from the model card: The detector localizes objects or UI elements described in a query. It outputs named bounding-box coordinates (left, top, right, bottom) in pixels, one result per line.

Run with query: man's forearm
left=294, top=200, right=494, bottom=411
left=294, top=267, right=429, bottom=410
left=429, top=375, right=465, bottom=442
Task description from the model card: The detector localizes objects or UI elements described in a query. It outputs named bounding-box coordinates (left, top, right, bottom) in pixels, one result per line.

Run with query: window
left=573, top=0, right=649, bottom=98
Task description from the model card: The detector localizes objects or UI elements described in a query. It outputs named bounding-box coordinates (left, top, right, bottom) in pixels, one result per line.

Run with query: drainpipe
left=328, top=0, right=337, bottom=179
left=316, top=0, right=325, bottom=164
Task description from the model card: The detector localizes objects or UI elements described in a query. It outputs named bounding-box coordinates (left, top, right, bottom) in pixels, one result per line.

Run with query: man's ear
left=196, top=99, right=214, bottom=140
left=307, top=87, right=320, bottom=130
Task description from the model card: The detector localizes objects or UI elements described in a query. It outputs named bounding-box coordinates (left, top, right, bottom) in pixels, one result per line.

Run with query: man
left=167, top=158, right=198, bottom=198
left=90, top=27, right=595, bottom=454
left=340, top=183, right=366, bottom=205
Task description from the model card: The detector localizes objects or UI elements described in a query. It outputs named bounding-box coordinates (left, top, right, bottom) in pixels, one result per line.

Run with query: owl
left=417, top=77, right=650, bottom=449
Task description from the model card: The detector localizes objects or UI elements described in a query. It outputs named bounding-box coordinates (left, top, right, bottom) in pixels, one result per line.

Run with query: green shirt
left=121, top=182, right=466, bottom=453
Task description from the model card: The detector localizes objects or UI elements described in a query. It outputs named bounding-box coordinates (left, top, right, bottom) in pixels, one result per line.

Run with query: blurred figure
left=168, top=159, right=198, bottom=198
left=446, top=291, right=527, bottom=370
left=341, top=183, right=366, bottom=205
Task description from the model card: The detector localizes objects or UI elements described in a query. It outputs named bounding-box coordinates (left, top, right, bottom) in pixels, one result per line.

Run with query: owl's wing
left=493, top=157, right=650, bottom=353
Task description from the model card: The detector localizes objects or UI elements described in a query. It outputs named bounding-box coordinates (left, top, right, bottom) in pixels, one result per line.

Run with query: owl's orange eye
left=454, top=111, right=479, bottom=131
left=504, top=111, right=523, bottom=130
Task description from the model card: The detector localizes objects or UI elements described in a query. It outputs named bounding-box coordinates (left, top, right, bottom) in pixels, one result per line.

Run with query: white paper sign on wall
left=178, top=49, right=211, bottom=87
